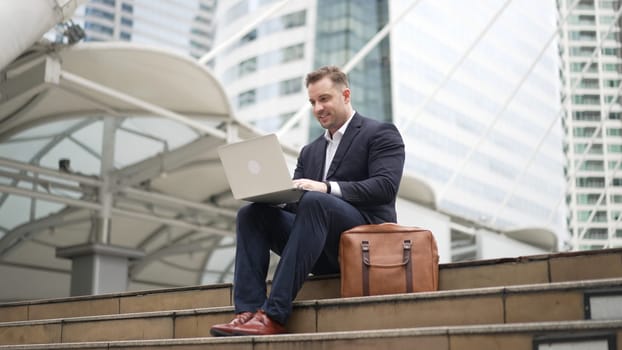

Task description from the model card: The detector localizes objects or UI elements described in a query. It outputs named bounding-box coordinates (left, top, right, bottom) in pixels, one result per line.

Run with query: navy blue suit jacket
left=292, top=113, right=405, bottom=224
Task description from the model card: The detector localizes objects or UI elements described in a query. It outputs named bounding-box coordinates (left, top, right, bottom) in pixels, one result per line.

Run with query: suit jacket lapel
left=326, top=113, right=362, bottom=179
left=309, top=137, right=328, bottom=181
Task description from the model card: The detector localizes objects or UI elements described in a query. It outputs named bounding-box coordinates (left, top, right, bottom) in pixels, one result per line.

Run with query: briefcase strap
left=404, top=240, right=413, bottom=293
left=360, top=240, right=414, bottom=296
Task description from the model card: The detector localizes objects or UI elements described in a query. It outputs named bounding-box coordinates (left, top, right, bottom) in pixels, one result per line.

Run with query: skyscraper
left=213, top=0, right=567, bottom=248
left=558, top=0, right=622, bottom=249
left=70, top=0, right=216, bottom=58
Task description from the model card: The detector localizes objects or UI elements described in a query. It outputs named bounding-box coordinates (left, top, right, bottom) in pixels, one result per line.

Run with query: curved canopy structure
left=0, top=41, right=261, bottom=301
left=398, top=171, right=436, bottom=209
left=504, top=227, right=558, bottom=251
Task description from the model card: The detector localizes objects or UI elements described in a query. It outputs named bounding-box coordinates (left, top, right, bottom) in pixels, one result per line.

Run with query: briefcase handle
left=360, top=240, right=413, bottom=295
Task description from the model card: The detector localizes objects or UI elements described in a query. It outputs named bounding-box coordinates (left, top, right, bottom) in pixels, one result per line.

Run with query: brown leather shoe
left=210, top=312, right=254, bottom=337
left=231, top=310, right=286, bottom=336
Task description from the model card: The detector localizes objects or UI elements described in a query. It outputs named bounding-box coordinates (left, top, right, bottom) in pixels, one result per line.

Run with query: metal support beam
left=121, top=187, right=236, bottom=219
left=0, top=56, right=60, bottom=104
left=109, top=134, right=224, bottom=188
left=97, top=116, right=115, bottom=244
left=59, top=70, right=226, bottom=139
left=0, top=157, right=103, bottom=186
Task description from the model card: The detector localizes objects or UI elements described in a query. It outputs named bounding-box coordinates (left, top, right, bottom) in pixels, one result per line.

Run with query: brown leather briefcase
left=339, top=223, right=439, bottom=297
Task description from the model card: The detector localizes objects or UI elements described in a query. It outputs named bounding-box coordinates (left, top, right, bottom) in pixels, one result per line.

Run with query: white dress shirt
left=322, top=111, right=356, bottom=197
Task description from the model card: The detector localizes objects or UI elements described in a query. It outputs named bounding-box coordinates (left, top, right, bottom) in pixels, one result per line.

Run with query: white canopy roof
left=0, top=41, right=263, bottom=301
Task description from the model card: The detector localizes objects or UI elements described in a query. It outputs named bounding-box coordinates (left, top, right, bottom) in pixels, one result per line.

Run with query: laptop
left=218, top=133, right=305, bottom=204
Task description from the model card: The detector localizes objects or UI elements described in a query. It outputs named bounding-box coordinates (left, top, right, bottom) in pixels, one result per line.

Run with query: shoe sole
left=210, top=328, right=235, bottom=337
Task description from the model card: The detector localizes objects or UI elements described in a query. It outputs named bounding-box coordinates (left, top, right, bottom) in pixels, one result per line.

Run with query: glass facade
left=72, top=0, right=215, bottom=58
left=313, top=0, right=392, bottom=137
left=559, top=0, right=622, bottom=249
left=391, top=0, right=566, bottom=238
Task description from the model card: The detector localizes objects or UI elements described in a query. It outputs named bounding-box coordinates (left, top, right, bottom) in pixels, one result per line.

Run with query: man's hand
left=293, top=178, right=329, bottom=193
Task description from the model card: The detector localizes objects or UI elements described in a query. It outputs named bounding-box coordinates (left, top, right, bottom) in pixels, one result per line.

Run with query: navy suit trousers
left=233, top=191, right=367, bottom=324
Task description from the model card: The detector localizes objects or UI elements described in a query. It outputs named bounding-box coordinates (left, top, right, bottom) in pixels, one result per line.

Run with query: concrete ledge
left=0, top=320, right=620, bottom=350
left=0, top=277, right=620, bottom=345
left=2, top=278, right=621, bottom=327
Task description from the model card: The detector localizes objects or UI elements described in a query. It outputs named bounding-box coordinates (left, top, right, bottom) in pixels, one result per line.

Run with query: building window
left=576, top=177, right=605, bottom=187
left=585, top=228, right=608, bottom=239
left=568, top=15, right=596, bottom=25
left=600, top=0, right=621, bottom=10
left=578, top=78, right=599, bottom=88
left=577, top=210, right=607, bottom=222
left=573, top=127, right=599, bottom=137
left=573, top=111, right=600, bottom=121
left=239, top=57, right=257, bottom=77
left=595, top=211, right=608, bottom=222
left=602, top=47, right=621, bottom=56
left=238, top=89, right=256, bottom=108
left=282, top=10, right=306, bottom=28
left=282, top=43, right=304, bottom=63
left=603, top=32, right=621, bottom=41
left=578, top=0, right=594, bottom=9
left=572, top=95, right=600, bottom=105
left=569, top=31, right=597, bottom=41
left=570, top=46, right=596, bottom=56
left=608, top=144, right=622, bottom=153
left=578, top=160, right=604, bottom=171
left=279, top=77, right=302, bottom=95
left=574, top=143, right=603, bottom=154
left=603, top=63, right=622, bottom=72
left=240, top=29, right=257, bottom=44
left=577, top=193, right=602, bottom=204
left=607, top=128, right=622, bottom=136
left=609, top=112, right=622, bottom=120
left=570, top=62, right=598, bottom=72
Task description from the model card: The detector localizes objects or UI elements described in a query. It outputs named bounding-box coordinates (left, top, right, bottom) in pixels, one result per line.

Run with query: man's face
left=307, top=77, right=351, bottom=135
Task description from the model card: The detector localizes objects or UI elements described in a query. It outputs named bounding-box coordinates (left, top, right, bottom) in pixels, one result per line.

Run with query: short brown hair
left=305, top=65, right=349, bottom=88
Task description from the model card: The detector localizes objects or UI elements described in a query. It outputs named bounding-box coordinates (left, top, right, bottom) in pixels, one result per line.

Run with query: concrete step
left=0, top=320, right=620, bottom=350
left=1, top=247, right=621, bottom=323
left=0, top=278, right=620, bottom=345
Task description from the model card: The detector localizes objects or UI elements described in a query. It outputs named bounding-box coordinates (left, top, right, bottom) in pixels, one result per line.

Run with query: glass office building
left=213, top=0, right=567, bottom=243
left=558, top=0, right=622, bottom=249
left=392, top=1, right=566, bottom=237
left=65, top=0, right=216, bottom=58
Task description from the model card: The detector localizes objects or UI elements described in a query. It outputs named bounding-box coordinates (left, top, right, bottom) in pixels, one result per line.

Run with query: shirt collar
left=323, top=110, right=356, bottom=141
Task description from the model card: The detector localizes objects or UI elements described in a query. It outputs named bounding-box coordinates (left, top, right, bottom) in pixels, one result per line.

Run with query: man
left=210, top=65, right=405, bottom=336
